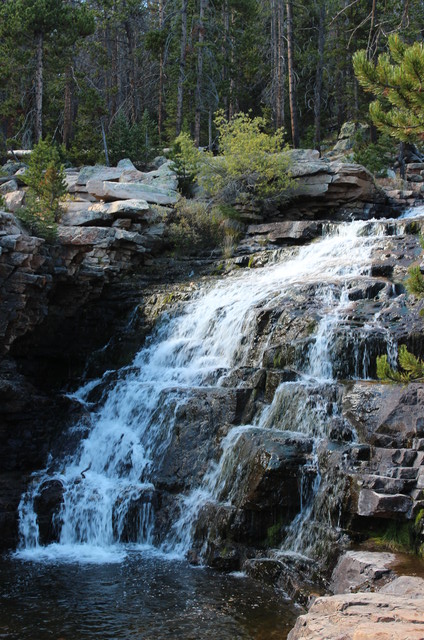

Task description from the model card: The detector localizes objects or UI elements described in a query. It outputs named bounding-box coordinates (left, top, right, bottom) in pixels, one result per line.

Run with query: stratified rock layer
left=288, top=574, right=424, bottom=640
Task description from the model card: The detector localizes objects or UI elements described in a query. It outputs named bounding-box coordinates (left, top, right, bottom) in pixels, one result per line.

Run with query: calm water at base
left=0, top=552, right=298, bottom=640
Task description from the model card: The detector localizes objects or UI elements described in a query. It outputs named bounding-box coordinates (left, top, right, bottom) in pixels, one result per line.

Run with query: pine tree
left=0, top=0, right=94, bottom=145
left=19, top=138, right=67, bottom=239
left=353, top=35, right=424, bottom=142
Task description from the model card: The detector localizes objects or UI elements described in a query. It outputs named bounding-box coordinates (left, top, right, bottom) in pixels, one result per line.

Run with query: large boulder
left=4, top=190, right=25, bottom=213
left=86, top=179, right=179, bottom=205
left=215, top=428, right=314, bottom=513
left=343, top=382, right=424, bottom=447
left=33, top=478, right=64, bottom=544
left=330, top=550, right=396, bottom=594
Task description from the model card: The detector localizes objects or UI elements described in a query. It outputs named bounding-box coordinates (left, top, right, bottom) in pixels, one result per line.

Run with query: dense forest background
left=1, top=0, right=423, bottom=166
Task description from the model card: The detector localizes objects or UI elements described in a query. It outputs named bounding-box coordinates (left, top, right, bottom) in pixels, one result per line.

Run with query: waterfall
left=16, top=219, right=399, bottom=563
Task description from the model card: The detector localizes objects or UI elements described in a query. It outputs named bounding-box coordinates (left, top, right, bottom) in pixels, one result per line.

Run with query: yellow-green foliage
left=168, top=197, right=224, bottom=254
left=377, top=344, right=424, bottom=382
left=406, top=265, right=424, bottom=297
left=197, top=110, right=292, bottom=201
left=171, top=112, right=292, bottom=203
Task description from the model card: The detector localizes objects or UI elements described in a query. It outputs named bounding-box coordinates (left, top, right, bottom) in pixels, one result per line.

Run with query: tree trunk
left=63, top=65, right=73, bottom=148
left=125, top=20, right=138, bottom=124
left=276, top=0, right=285, bottom=129
left=208, top=106, right=213, bottom=150
left=111, top=26, right=118, bottom=117
left=176, top=0, right=188, bottom=135
left=367, top=0, right=377, bottom=55
left=286, top=0, right=299, bottom=147
left=313, top=2, right=325, bottom=151
left=194, top=0, right=207, bottom=147
left=157, top=0, right=165, bottom=137
left=222, top=0, right=229, bottom=119
left=270, top=0, right=277, bottom=125
left=229, top=10, right=236, bottom=119
left=35, top=31, right=43, bottom=142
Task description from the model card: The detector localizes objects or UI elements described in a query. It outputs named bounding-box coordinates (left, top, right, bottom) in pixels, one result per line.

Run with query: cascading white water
left=16, top=219, right=398, bottom=563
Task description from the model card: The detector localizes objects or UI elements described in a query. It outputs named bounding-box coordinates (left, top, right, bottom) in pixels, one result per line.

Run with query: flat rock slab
left=380, top=576, right=424, bottom=599
left=76, top=165, right=125, bottom=185
left=60, top=209, right=112, bottom=227
left=86, top=179, right=179, bottom=205
left=93, top=199, right=151, bottom=219
left=247, top=221, right=322, bottom=243
left=287, top=590, right=424, bottom=639
left=330, top=550, right=396, bottom=594
left=61, top=201, right=92, bottom=213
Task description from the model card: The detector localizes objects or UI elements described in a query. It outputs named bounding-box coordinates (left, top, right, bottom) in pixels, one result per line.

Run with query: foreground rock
left=288, top=575, right=424, bottom=640
left=288, top=588, right=424, bottom=639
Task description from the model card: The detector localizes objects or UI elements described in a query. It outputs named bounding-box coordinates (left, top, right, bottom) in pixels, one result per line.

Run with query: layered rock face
left=233, top=150, right=391, bottom=222
left=288, top=553, right=424, bottom=639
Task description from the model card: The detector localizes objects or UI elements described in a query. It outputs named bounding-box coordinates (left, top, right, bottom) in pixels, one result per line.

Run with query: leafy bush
left=377, top=344, right=424, bottom=382
left=168, top=198, right=223, bottom=254
left=17, top=138, right=67, bottom=240
left=353, top=134, right=396, bottom=176
left=198, top=110, right=292, bottom=202
left=170, top=111, right=292, bottom=203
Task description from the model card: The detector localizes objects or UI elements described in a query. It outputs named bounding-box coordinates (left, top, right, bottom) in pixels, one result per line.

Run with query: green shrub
left=353, top=134, right=397, bottom=176
left=198, top=110, right=293, bottom=203
left=170, top=111, right=293, bottom=203
left=16, top=139, right=67, bottom=240
left=169, top=132, right=202, bottom=196
left=406, top=265, right=424, bottom=297
left=370, top=521, right=414, bottom=552
left=168, top=198, right=223, bottom=254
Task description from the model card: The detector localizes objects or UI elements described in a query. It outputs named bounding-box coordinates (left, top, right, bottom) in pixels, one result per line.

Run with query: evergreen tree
left=18, top=138, right=67, bottom=239
left=0, top=0, right=94, bottom=146
left=353, top=35, right=424, bottom=142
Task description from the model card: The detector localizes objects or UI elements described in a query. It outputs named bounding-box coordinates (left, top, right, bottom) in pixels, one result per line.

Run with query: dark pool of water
left=0, top=552, right=299, bottom=639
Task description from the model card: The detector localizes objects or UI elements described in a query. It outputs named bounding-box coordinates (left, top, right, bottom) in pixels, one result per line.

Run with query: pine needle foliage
left=17, top=138, right=66, bottom=240
left=377, top=344, right=424, bottom=382
left=169, top=132, right=202, bottom=196
left=406, top=265, right=424, bottom=297
left=353, top=35, right=424, bottom=142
